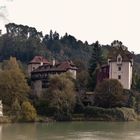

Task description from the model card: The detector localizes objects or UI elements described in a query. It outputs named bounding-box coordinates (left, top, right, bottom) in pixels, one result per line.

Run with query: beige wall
left=68, top=69, right=76, bottom=79
left=109, top=62, right=132, bottom=89
left=32, top=80, right=42, bottom=97
left=28, top=63, right=41, bottom=77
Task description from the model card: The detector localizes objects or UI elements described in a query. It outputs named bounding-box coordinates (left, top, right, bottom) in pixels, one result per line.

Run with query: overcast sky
left=0, top=0, right=140, bottom=53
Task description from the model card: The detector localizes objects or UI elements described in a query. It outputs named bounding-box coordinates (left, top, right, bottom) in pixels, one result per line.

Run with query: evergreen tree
left=88, top=41, right=104, bottom=91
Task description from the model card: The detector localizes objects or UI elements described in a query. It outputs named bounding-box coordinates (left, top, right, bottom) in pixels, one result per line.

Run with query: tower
left=108, top=41, right=133, bottom=89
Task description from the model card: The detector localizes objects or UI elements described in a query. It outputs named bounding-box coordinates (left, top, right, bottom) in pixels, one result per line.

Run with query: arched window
left=117, top=54, right=122, bottom=64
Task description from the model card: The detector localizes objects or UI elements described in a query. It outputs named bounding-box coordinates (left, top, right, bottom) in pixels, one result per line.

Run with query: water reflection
left=1, top=122, right=140, bottom=140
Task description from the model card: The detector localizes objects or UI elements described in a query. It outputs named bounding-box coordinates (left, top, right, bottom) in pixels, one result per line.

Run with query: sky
left=0, top=0, right=140, bottom=53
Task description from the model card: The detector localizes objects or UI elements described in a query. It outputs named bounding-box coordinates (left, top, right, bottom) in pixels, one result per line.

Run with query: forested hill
left=0, top=23, right=139, bottom=71
left=0, top=23, right=111, bottom=69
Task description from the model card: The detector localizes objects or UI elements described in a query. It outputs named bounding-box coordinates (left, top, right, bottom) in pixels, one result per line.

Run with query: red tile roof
left=32, top=60, right=78, bottom=73
left=29, top=56, right=50, bottom=64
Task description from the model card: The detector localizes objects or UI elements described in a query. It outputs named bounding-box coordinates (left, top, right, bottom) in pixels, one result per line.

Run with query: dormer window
left=117, top=54, right=122, bottom=65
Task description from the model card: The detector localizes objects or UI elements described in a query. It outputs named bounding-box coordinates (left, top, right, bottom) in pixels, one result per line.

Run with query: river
left=0, top=121, right=140, bottom=140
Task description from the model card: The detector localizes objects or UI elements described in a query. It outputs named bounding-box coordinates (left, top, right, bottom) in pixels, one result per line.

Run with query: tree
left=11, top=98, right=21, bottom=120
left=94, top=79, right=125, bottom=108
left=88, top=41, right=105, bottom=91
left=46, top=73, right=76, bottom=120
left=0, top=57, right=29, bottom=106
left=132, top=72, right=140, bottom=91
left=21, top=101, right=37, bottom=121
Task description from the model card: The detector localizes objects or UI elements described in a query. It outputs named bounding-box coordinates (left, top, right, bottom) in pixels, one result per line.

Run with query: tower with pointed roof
left=108, top=41, right=133, bottom=89
left=28, top=56, right=50, bottom=77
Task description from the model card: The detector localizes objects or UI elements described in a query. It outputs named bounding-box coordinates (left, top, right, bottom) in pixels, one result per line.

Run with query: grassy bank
left=0, top=116, right=11, bottom=123
left=72, top=107, right=137, bottom=121
left=0, top=107, right=138, bottom=123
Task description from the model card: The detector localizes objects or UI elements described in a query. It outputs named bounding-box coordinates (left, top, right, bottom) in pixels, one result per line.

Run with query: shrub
left=84, top=106, right=137, bottom=121
left=94, top=79, right=125, bottom=108
left=21, top=101, right=37, bottom=122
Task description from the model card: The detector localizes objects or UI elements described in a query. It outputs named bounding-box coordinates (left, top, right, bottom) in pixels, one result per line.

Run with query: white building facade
left=108, top=41, right=133, bottom=89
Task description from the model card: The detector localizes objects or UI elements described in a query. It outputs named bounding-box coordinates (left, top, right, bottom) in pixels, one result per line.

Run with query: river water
left=0, top=121, right=140, bottom=140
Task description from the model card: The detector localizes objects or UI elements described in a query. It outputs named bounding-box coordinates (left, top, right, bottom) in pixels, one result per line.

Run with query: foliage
left=0, top=23, right=94, bottom=67
left=94, top=79, right=125, bottom=108
left=88, top=41, right=106, bottom=91
left=11, top=98, right=21, bottom=117
left=46, top=73, right=76, bottom=121
left=132, top=72, right=140, bottom=91
left=74, top=95, right=85, bottom=114
left=84, top=106, right=137, bottom=121
left=0, top=57, right=29, bottom=106
left=134, top=93, right=140, bottom=114
left=33, top=98, right=55, bottom=116
left=21, top=101, right=37, bottom=122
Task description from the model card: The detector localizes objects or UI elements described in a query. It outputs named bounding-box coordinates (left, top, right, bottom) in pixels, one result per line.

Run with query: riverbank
left=0, top=116, right=11, bottom=123
left=73, top=107, right=137, bottom=121
left=0, top=107, right=138, bottom=123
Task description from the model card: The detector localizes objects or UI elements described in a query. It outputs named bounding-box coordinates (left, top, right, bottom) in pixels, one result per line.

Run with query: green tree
left=94, top=79, right=125, bottom=108
left=11, top=98, right=21, bottom=120
left=0, top=57, right=29, bottom=106
left=21, top=101, right=37, bottom=121
left=46, top=73, right=76, bottom=121
left=132, top=72, right=140, bottom=91
left=88, top=41, right=105, bottom=91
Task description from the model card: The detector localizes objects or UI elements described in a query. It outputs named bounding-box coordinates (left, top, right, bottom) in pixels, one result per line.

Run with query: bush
left=94, top=79, right=125, bottom=108
left=54, top=112, right=72, bottom=121
left=84, top=106, right=137, bottom=121
left=21, top=101, right=37, bottom=122
left=46, top=73, right=76, bottom=121
left=33, top=99, right=55, bottom=116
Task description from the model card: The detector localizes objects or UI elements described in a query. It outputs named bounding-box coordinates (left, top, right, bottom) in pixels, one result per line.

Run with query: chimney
left=52, top=59, right=55, bottom=66
left=40, top=62, right=43, bottom=66
left=40, top=56, right=43, bottom=66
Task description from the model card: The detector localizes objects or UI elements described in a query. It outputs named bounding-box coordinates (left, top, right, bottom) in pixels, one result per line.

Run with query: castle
left=97, top=41, right=133, bottom=89
left=28, top=56, right=78, bottom=96
left=28, top=41, right=133, bottom=97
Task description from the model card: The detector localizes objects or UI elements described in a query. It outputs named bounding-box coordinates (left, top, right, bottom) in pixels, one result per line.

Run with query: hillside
left=0, top=23, right=140, bottom=72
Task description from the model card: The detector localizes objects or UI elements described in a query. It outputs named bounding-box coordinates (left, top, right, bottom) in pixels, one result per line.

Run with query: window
left=117, top=54, right=122, bottom=65
left=118, top=58, right=121, bottom=62
left=118, top=66, right=121, bottom=71
left=118, top=75, right=121, bottom=80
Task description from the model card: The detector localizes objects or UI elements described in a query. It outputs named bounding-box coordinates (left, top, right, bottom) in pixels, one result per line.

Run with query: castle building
left=97, top=41, right=133, bottom=90
left=28, top=56, right=78, bottom=97
left=0, top=100, right=3, bottom=117
left=28, top=56, right=51, bottom=76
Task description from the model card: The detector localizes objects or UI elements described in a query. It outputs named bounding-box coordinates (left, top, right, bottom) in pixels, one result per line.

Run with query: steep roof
left=32, top=60, right=78, bottom=73
left=28, top=56, right=50, bottom=64
left=108, top=46, right=133, bottom=62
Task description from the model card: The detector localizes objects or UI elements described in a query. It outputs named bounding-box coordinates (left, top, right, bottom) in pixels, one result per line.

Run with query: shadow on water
left=1, top=121, right=140, bottom=140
